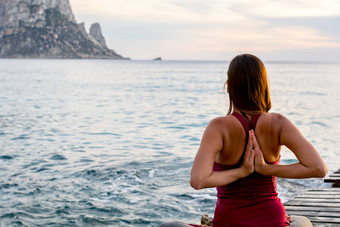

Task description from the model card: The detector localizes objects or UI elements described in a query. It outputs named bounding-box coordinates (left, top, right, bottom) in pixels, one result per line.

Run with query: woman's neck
left=232, top=107, right=252, bottom=122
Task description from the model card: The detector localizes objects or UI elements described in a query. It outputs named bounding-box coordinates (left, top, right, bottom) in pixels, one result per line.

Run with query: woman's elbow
left=313, top=163, right=328, bottom=178
left=190, top=176, right=205, bottom=190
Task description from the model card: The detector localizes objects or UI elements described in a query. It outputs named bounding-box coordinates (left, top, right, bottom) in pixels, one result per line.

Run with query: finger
left=243, top=140, right=252, bottom=162
left=246, top=131, right=253, bottom=151
left=254, top=149, right=259, bottom=164
left=250, top=149, right=255, bottom=162
left=254, top=149, right=262, bottom=164
left=287, top=216, right=292, bottom=223
left=244, top=136, right=253, bottom=161
left=251, top=130, right=260, bottom=151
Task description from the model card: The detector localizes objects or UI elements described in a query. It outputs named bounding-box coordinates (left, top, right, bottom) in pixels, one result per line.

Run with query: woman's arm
left=190, top=118, right=255, bottom=190
left=254, top=115, right=328, bottom=178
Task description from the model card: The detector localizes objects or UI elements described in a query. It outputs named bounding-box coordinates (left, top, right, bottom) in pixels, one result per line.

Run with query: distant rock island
left=153, top=57, right=162, bottom=61
left=0, top=0, right=127, bottom=59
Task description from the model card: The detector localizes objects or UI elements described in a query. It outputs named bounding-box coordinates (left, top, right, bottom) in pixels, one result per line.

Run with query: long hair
left=226, top=54, right=271, bottom=115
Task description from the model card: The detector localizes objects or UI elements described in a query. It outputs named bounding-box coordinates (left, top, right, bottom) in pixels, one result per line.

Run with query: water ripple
left=50, top=154, right=67, bottom=161
left=0, top=155, right=14, bottom=160
left=0, top=60, right=339, bottom=226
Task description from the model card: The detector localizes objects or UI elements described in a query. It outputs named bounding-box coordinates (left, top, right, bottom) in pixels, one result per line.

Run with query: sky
left=69, top=0, right=340, bottom=61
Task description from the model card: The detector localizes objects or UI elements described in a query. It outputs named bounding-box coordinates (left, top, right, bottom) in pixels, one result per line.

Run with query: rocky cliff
left=90, top=23, right=107, bottom=48
left=0, top=0, right=126, bottom=59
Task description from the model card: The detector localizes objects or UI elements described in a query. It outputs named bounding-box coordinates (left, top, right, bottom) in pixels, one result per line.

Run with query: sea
left=0, top=59, right=339, bottom=226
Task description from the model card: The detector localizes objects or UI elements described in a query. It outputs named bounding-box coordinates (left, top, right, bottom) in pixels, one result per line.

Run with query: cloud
left=69, top=0, right=340, bottom=60
left=70, top=0, right=340, bottom=21
left=230, top=0, right=340, bottom=18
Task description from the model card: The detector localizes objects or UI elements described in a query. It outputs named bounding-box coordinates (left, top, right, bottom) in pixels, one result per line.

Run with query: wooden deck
left=284, top=188, right=340, bottom=225
left=201, top=170, right=340, bottom=226
left=324, top=169, right=340, bottom=187
left=284, top=169, right=340, bottom=226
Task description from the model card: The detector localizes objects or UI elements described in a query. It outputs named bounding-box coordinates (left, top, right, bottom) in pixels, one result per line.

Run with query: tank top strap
left=231, top=112, right=249, bottom=134
left=250, top=113, right=261, bottom=130
left=231, top=112, right=261, bottom=134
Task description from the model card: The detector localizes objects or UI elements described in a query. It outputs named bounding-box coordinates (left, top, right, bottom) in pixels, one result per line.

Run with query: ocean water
left=0, top=59, right=339, bottom=226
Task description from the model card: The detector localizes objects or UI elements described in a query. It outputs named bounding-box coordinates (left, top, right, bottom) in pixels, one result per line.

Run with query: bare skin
left=190, top=107, right=328, bottom=190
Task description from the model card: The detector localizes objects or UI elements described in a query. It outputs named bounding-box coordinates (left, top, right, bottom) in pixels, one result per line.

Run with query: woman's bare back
left=215, top=112, right=284, bottom=166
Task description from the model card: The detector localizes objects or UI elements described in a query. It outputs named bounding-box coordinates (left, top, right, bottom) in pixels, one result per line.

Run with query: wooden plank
left=324, top=170, right=340, bottom=187
left=290, top=198, right=340, bottom=203
left=324, top=176, right=340, bottom=180
left=303, top=190, right=340, bottom=194
left=295, top=192, right=340, bottom=197
left=285, top=210, right=340, bottom=218
left=284, top=201, right=340, bottom=208
left=324, top=178, right=340, bottom=182
left=294, top=195, right=340, bottom=199
left=324, top=178, right=340, bottom=187
left=307, top=188, right=340, bottom=191
left=308, top=216, right=340, bottom=224
left=300, top=193, right=340, bottom=197
left=304, top=189, right=339, bottom=192
left=296, top=194, right=340, bottom=198
left=325, top=174, right=340, bottom=177
left=284, top=205, right=340, bottom=212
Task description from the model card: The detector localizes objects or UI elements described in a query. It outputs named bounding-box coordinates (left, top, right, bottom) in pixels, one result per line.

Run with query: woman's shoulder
left=206, top=115, right=243, bottom=132
left=208, top=115, right=237, bottom=125
left=262, top=112, right=290, bottom=122
left=259, top=112, right=293, bottom=131
left=206, top=116, right=227, bottom=128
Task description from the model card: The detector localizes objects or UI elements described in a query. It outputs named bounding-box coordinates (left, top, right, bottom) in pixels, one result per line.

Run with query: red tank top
left=212, top=112, right=289, bottom=227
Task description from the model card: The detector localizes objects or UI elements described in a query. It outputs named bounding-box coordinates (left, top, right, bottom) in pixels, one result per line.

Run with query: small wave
left=149, top=169, right=155, bottom=178
left=37, top=138, right=56, bottom=142
left=55, top=205, right=71, bottom=215
left=0, top=211, right=35, bottom=220
left=71, top=147, right=86, bottom=152
left=166, top=126, right=186, bottom=130
left=11, top=135, right=30, bottom=140
left=84, top=169, right=98, bottom=176
left=0, top=183, right=19, bottom=189
left=1, top=220, right=25, bottom=226
left=50, top=154, right=67, bottom=161
left=79, top=158, right=94, bottom=163
left=81, top=132, right=121, bottom=136
left=36, top=167, right=49, bottom=172
left=173, top=193, right=194, bottom=200
left=88, top=205, right=127, bottom=216
left=79, top=214, right=116, bottom=225
left=156, top=151, right=173, bottom=156
left=0, top=213, right=16, bottom=219
left=189, top=137, right=200, bottom=142
left=88, top=146, right=106, bottom=149
left=310, top=121, right=328, bottom=128
left=0, top=155, right=14, bottom=160
left=117, top=217, right=153, bottom=225
left=299, top=91, right=325, bottom=96
left=161, top=121, right=176, bottom=125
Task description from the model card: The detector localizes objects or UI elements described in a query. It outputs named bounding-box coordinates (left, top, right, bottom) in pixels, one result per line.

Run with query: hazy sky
left=69, top=0, right=340, bottom=61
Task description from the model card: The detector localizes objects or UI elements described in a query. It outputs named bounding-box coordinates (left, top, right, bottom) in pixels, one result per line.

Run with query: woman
left=188, top=54, right=327, bottom=226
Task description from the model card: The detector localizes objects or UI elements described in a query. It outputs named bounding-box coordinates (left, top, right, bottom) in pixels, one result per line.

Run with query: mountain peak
left=0, top=0, right=127, bottom=59
left=90, top=23, right=107, bottom=48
